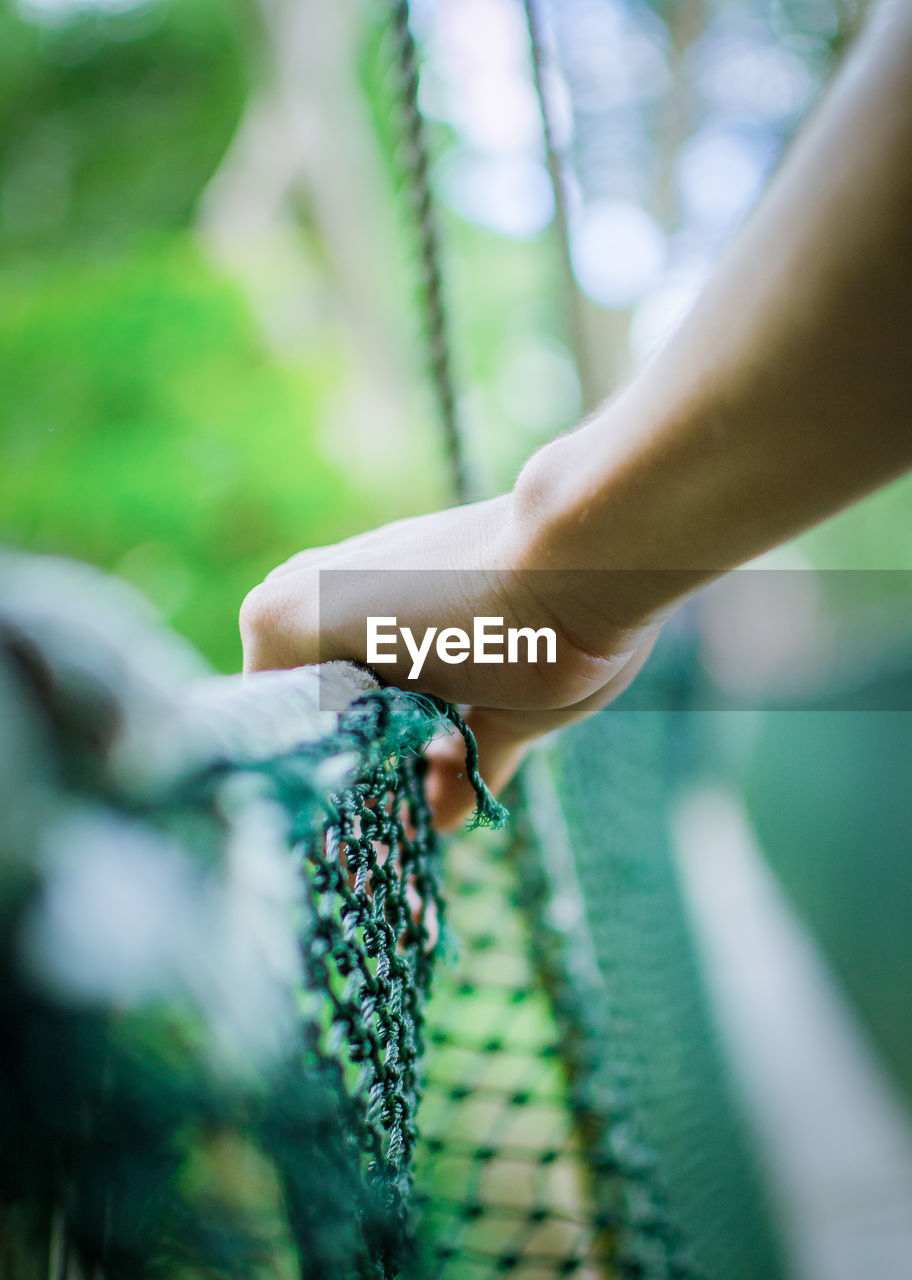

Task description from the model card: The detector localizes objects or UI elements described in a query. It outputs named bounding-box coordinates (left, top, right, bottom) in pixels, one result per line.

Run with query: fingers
left=424, top=635, right=659, bottom=831
left=242, top=585, right=657, bottom=823
left=423, top=715, right=529, bottom=833
left=240, top=525, right=664, bottom=828
left=240, top=569, right=323, bottom=673
left=265, top=546, right=335, bottom=581
left=242, top=563, right=394, bottom=672
left=263, top=515, right=427, bottom=581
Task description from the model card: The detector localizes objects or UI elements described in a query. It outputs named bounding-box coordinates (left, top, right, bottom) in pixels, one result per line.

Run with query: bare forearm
left=516, top=0, right=912, bottom=620
left=244, top=0, right=912, bottom=825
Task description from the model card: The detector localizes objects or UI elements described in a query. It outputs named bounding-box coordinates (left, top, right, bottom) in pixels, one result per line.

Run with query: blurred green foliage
left=0, top=240, right=368, bottom=670
left=1, top=0, right=910, bottom=1220
left=2, top=0, right=910, bottom=689
left=0, top=0, right=419, bottom=671
left=0, top=0, right=251, bottom=255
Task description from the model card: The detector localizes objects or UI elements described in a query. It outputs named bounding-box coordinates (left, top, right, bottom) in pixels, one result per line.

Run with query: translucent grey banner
left=316, top=569, right=912, bottom=712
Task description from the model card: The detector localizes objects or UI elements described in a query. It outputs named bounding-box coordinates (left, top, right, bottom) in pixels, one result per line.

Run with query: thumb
left=240, top=568, right=327, bottom=673
left=423, top=635, right=659, bottom=831
left=423, top=708, right=532, bottom=833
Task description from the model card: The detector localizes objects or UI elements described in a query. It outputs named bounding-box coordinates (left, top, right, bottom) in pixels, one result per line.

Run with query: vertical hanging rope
left=522, top=0, right=600, bottom=413
left=388, top=0, right=469, bottom=503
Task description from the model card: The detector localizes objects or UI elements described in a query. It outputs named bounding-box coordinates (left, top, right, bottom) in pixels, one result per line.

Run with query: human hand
left=239, top=487, right=664, bottom=831
left=247, top=0, right=912, bottom=830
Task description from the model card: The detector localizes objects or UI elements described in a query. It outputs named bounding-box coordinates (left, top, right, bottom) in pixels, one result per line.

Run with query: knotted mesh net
left=1, top=553, right=783, bottom=1280
left=0, top=554, right=503, bottom=1280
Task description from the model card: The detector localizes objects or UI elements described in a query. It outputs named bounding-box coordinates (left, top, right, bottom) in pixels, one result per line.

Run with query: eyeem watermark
left=367, top=616, right=557, bottom=680
left=317, top=568, right=912, bottom=710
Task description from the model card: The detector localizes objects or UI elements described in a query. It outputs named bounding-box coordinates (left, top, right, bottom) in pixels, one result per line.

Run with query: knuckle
left=238, top=582, right=274, bottom=641
left=541, top=634, right=618, bottom=707
left=239, top=582, right=287, bottom=671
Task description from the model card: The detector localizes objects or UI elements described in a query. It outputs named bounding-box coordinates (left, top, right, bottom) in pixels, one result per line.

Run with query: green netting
left=1, top=555, right=786, bottom=1280
left=416, top=833, right=606, bottom=1277
left=744, top=703, right=912, bottom=1102
left=367, top=2, right=785, bottom=1271
left=0, top=553, right=498, bottom=1280
left=527, top=657, right=785, bottom=1280
left=404, top=659, right=784, bottom=1280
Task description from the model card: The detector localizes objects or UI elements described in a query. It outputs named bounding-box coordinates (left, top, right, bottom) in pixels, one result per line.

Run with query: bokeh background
left=2, top=0, right=912, bottom=1275
left=6, top=0, right=912, bottom=673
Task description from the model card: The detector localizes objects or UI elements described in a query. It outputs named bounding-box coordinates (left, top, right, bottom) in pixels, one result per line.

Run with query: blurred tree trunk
left=199, top=0, right=447, bottom=500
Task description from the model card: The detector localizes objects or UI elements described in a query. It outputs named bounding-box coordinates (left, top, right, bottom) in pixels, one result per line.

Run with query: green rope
left=387, top=0, right=470, bottom=502
left=425, top=695, right=510, bottom=830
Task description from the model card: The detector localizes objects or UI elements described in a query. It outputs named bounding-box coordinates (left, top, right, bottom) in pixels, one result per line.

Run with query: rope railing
left=0, top=9, right=786, bottom=1278
left=0, top=552, right=498, bottom=1280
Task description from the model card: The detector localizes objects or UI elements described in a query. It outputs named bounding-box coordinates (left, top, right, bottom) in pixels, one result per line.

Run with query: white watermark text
left=367, top=616, right=557, bottom=680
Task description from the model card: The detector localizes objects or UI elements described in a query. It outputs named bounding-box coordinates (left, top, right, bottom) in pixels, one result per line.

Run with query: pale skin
left=241, top=0, right=912, bottom=830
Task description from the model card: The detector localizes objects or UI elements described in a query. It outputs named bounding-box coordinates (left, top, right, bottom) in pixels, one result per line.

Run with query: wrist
left=511, top=408, right=696, bottom=631
left=510, top=436, right=571, bottom=566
